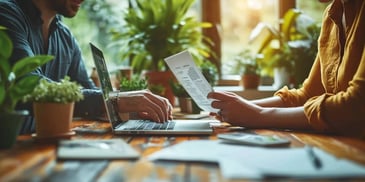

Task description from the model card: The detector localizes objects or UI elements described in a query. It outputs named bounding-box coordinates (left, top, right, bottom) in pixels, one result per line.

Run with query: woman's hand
left=117, top=90, right=173, bottom=122
left=208, top=91, right=262, bottom=127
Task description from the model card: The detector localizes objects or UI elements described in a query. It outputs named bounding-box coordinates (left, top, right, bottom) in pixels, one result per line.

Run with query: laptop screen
left=90, top=43, right=122, bottom=128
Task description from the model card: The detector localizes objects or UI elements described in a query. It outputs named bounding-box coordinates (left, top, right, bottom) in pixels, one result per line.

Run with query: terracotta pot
left=33, top=102, right=74, bottom=138
left=242, top=74, right=260, bottom=89
left=0, top=110, right=28, bottom=149
left=144, top=71, right=176, bottom=106
left=178, top=97, right=201, bottom=114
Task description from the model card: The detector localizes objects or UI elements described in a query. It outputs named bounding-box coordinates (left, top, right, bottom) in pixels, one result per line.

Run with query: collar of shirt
left=16, top=0, right=61, bottom=34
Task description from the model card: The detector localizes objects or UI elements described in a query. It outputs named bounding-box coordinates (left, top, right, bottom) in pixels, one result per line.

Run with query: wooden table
left=1, top=120, right=365, bottom=182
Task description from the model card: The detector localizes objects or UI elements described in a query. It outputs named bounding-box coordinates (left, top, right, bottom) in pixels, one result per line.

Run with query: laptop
left=90, top=43, right=217, bottom=135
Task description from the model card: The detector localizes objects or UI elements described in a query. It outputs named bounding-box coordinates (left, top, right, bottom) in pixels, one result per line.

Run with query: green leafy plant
left=249, top=8, right=320, bottom=84
left=23, top=76, right=84, bottom=104
left=120, top=76, right=148, bottom=92
left=110, top=0, right=214, bottom=74
left=0, top=26, right=54, bottom=113
left=234, top=49, right=261, bottom=76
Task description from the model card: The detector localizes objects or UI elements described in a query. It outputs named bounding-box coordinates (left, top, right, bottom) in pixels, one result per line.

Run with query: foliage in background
left=63, top=0, right=126, bottom=70
left=248, top=8, right=320, bottom=87
left=23, top=76, right=84, bottom=104
left=110, top=0, right=214, bottom=74
left=120, top=76, right=148, bottom=92
left=233, top=49, right=261, bottom=76
left=0, top=26, right=53, bottom=113
left=201, top=61, right=218, bottom=86
left=170, top=81, right=190, bottom=98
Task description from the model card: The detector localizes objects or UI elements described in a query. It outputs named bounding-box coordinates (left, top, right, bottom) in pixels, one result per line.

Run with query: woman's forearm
left=259, top=106, right=312, bottom=130
left=252, top=96, right=285, bottom=107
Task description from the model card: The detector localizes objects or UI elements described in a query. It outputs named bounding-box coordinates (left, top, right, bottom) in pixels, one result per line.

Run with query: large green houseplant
left=0, top=26, right=53, bottom=148
left=110, top=0, right=213, bottom=105
left=249, top=9, right=320, bottom=88
left=23, top=76, right=83, bottom=140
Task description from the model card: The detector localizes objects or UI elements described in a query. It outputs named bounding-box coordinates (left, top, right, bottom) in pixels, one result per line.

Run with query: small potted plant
left=235, top=49, right=261, bottom=89
left=23, top=76, right=84, bottom=140
left=0, top=26, right=53, bottom=148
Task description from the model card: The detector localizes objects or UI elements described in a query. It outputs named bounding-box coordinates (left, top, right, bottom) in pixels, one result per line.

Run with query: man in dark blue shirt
left=0, top=0, right=173, bottom=134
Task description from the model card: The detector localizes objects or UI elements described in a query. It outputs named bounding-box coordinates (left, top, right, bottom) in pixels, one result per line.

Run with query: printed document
left=164, top=50, right=218, bottom=113
left=148, top=140, right=365, bottom=179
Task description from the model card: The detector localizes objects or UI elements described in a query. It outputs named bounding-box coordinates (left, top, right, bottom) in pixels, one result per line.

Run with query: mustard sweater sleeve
left=276, top=0, right=365, bottom=138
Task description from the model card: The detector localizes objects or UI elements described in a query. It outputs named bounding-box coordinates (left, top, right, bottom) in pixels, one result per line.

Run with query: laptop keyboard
left=122, top=120, right=176, bottom=130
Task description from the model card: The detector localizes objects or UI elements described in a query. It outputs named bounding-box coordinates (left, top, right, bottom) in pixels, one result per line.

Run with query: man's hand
left=116, top=90, right=173, bottom=123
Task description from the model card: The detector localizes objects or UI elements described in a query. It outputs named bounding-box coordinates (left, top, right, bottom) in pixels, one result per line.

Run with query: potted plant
left=249, top=9, right=320, bottom=88
left=23, top=76, right=84, bottom=141
left=234, top=49, right=261, bottom=89
left=170, top=81, right=200, bottom=114
left=110, top=0, right=214, bottom=105
left=0, top=26, right=53, bottom=148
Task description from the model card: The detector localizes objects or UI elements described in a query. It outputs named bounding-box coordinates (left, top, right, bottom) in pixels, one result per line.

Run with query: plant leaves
left=12, top=55, right=54, bottom=78
left=0, top=82, right=5, bottom=106
left=9, top=75, right=40, bottom=102
left=0, top=58, right=11, bottom=83
left=0, top=29, right=13, bottom=60
left=281, top=9, right=302, bottom=41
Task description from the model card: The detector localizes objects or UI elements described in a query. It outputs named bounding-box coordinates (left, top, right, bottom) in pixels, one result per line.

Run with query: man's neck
left=32, top=0, right=57, bottom=27
left=32, top=0, right=57, bottom=51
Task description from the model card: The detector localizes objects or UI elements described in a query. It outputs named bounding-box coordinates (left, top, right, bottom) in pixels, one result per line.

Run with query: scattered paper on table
left=57, top=139, right=140, bottom=160
left=148, top=140, right=365, bottom=179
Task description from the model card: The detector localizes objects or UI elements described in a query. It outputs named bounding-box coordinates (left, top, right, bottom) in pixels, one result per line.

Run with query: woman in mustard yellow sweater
left=208, top=0, right=365, bottom=138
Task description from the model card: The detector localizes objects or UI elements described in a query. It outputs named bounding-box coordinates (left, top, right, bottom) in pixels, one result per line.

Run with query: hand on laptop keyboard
left=114, top=90, right=173, bottom=123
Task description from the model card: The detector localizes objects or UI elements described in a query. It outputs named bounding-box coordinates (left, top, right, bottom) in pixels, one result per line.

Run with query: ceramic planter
left=0, top=110, right=28, bottom=149
left=241, top=74, right=260, bottom=89
left=33, top=102, right=74, bottom=139
left=178, top=97, right=201, bottom=114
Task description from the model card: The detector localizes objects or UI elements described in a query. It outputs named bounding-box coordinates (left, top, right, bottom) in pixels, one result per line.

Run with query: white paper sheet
left=148, top=140, right=365, bottom=179
left=164, top=50, right=219, bottom=113
left=57, top=139, right=140, bottom=160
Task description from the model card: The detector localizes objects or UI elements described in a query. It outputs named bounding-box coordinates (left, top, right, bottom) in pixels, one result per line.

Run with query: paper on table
left=164, top=50, right=219, bottom=113
left=218, top=144, right=365, bottom=179
left=57, top=139, right=140, bottom=160
left=148, top=140, right=365, bottom=179
left=147, top=140, right=263, bottom=179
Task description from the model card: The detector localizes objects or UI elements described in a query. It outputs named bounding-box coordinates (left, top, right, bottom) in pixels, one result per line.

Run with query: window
left=64, top=0, right=331, bottom=81
left=202, top=0, right=331, bottom=85
left=296, top=0, right=331, bottom=22
left=220, top=0, right=279, bottom=75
